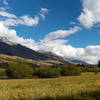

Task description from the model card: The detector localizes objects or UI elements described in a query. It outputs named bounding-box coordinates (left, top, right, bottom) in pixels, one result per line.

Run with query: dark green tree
left=61, top=64, right=81, bottom=76
left=35, top=67, right=61, bottom=78
left=6, top=63, right=34, bottom=79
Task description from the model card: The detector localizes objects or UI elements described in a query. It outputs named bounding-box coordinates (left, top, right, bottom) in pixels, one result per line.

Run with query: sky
left=0, top=0, right=100, bottom=64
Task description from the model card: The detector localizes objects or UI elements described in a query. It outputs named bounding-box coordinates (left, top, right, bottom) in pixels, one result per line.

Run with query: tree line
left=0, top=62, right=99, bottom=79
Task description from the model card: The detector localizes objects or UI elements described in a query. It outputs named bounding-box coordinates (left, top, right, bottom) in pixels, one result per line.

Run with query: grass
left=0, top=54, right=62, bottom=66
left=0, top=73, right=100, bottom=100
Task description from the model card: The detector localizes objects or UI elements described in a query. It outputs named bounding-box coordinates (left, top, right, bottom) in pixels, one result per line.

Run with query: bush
left=35, top=67, right=61, bottom=78
left=0, top=68, right=7, bottom=78
left=6, top=63, right=34, bottom=79
left=61, top=64, right=81, bottom=76
left=81, top=66, right=100, bottom=72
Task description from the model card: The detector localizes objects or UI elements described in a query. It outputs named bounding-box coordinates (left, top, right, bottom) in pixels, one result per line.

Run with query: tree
left=61, top=64, right=81, bottom=76
left=35, top=67, right=61, bottom=78
left=6, top=62, right=34, bottom=79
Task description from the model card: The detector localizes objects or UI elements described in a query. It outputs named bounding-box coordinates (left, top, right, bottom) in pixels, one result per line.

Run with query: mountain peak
left=0, top=36, right=17, bottom=45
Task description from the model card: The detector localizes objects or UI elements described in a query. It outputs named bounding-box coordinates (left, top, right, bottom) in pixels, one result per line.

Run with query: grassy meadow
left=0, top=73, right=100, bottom=100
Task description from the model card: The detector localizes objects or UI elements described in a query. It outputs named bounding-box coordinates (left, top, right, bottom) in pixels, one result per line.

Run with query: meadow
left=0, top=73, right=100, bottom=100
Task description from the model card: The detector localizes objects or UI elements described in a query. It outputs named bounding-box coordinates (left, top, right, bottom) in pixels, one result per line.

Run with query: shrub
left=61, top=64, right=81, bottom=76
left=81, top=66, right=100, bottom=72
left=6, top=62, right=34, bottom=79
left=0, top=68, right=7, bottom=78
left=35, top=67, right=61, bottom=78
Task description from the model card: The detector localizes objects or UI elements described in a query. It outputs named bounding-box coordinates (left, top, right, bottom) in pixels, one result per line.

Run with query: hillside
left=0, top=37, right=68, bottom=64
left=0, top=54, right=64, bottom=67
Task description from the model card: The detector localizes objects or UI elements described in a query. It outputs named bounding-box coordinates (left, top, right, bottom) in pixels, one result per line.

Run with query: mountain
left=38, top=50, right=69, bottom=63
left=0, top=37, right=68, bottom=64
left=0, top=37, right=88, bottom=65
left=0, top=54, right=64, bottom=67
left=68, top=59, right=87, bottom=64
left=0, top=37, right=17, bottom=46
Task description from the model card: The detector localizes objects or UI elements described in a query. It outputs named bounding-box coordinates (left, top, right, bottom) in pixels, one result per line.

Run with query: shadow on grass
left=11, top=90, right=100, bottom=100
left=20, top=90, right=100, bottom=100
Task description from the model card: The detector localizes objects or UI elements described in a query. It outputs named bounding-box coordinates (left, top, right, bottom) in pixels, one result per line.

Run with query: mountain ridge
left=0, top=36, right=87, bottom=64
left=0, top=36, right=69, bottom=64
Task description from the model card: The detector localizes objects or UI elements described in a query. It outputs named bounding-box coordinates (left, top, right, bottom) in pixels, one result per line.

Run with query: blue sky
left=0, top=0, right=100, bottom=64
left=5, top=0, right=100, bottom=47
left=11, top=0, right=81, bottom=42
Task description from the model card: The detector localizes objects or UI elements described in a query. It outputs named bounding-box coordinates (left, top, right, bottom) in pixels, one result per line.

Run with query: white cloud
left=39, top=39, right=67, bottom=52
left=40, top=8, right=48, bottom=19
left=78, top=8, right=94, bottom=28
left=0, top=7, right=7, bottom=11
left=21, top=15, right=39, bottom=26
left=78, top=0, right=100, bottom=28
left=0, top=11, right=17, bottom=18
left=0, top=0, right=9, bottom=11
left=3, top=0, right=8, bottom=6
left=0, top=7, right=48, bottom=50
left=37, top=25, right=100, bottom=64
left=39, top=40, right=100, bottom=64
left=0, top=22, right=39, bottom=50
left=0, top=8, right=48, bottom=27
left=1, top=19, right=18, bottom=26
left=44, top=26, right=81, bottom=40
left=1, top=16, right=39, bottom=27
left=39, top=26, right=81, bottom=56
left=0, top=21, right=100, bottom=64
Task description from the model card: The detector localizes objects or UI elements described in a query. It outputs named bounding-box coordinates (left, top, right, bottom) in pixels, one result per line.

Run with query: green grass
left=0, top=73, right=100, bottom=100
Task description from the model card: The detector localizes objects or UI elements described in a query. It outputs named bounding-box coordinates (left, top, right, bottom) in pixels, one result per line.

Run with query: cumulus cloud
left=39, top=41, right=100, bottom=64
left=21, top=15, right=39, bottom=26
left=39, top=26, right=81, bottom=54
left=78, top=0, right=100, bottom=28
left=0, top=22, right=39, bottom=50
left=37, top=25, right=100, bottom=64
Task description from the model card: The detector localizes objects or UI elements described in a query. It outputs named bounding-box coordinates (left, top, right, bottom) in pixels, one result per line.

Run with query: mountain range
left=0, top=36, right=86, bottom=64
left=0, top=37, right=69, bottom=64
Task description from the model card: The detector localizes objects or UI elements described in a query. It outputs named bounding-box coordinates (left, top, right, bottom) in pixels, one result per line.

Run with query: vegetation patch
left=0, top=73, right=99, bottom=100
left=61, top=64, right=81, bottom=76
left=34, top=67, right=61, bottom=78
left=6, top=62, right=34, bottom=79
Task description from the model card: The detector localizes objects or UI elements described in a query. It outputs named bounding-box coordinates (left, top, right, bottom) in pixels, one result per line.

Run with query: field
left=0, top=73, right=100, bottom=100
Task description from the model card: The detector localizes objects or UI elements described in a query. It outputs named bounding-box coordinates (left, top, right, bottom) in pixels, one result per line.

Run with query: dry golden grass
left=0, top=54, right=62, bottom=66
left=0, top=73, right=100, bottom=100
